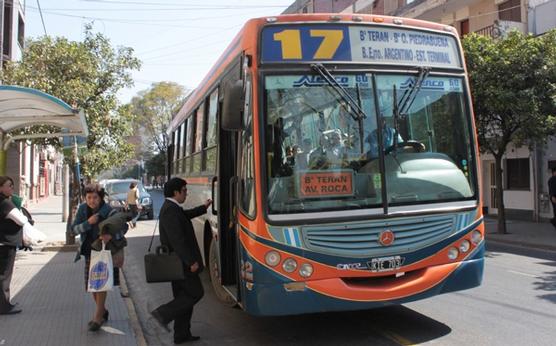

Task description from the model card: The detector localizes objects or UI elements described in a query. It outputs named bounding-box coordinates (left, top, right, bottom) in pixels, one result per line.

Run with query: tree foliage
left=130, top=81, right=187, bottom=154
left=145, top=151, right=166, bottom=177
left=1, top=24, right=141, bottom=177
left=462, top=30, right=556, bottom=232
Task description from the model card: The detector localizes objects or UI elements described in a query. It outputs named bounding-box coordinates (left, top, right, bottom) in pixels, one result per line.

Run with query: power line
left=36, top=0, right=48, bottom=35
left=27, top=5, right=266, bottom=23
left=26, top=7, right=234, bottom=29
left=137, top=27, right=240, bottom=56
left=80, top=0, right=289, bottom=8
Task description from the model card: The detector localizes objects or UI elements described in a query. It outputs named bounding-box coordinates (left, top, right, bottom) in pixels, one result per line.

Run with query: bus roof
left=169, top=13, right=458, bottom=133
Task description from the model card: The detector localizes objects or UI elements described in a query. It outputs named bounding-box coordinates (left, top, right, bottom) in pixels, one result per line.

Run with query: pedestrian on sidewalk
left=0, top=176, right=34, bottom=315
left=126, top=181, right=140, bottom=228
left=71, top=184, right=117, bottom=331
left=150, top=177, right=212, bottom=344
left=549, top=167, right=556, bottom=229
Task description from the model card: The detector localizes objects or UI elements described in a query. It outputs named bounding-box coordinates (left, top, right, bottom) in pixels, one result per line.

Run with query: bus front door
left=213, top=125, right=240, bottom=305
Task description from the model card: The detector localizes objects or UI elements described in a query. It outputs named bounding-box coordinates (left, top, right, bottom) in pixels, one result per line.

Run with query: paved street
left=0, top=196, right=139, bottom=346
left=1, top=192, right=554, bottom=345
left=122, top=189, right=556, bottom=346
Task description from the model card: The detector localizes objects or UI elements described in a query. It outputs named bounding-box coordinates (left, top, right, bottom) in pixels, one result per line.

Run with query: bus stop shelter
left=0, top=85, right=88, bottom=175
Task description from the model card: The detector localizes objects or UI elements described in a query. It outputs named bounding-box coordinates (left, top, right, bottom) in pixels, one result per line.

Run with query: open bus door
left=209, top=76, right=244, bottom=306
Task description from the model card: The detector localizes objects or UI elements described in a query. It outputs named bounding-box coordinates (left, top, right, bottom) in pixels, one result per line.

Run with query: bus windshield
left=264, top=73, right=476, bottom=214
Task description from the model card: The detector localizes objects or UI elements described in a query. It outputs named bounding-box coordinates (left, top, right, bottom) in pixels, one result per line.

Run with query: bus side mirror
left=222, top=80, right=244, bottom=131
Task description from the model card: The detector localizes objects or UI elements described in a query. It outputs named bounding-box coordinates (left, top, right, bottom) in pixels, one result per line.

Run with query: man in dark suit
left=150, top=177, right=212, bottom=344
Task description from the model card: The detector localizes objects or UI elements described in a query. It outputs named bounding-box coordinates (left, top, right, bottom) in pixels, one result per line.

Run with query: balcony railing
left=474, top=20, right=527, bottom=38
left=475, top=24, right=499, bottom=38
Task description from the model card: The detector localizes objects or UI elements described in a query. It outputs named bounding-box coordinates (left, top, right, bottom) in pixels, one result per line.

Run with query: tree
left=1, top=25, right=141, bottom=243
left=145, top=152, right=166, bottom=178
left=1, top=24, right=141, bottom=177
left=130, top=81, right=187, bottom=154
left=463, top=30, right=556, bottom=234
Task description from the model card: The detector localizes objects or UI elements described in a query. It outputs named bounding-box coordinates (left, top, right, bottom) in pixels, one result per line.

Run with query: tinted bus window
left=195, top=105, right=204, bottom=153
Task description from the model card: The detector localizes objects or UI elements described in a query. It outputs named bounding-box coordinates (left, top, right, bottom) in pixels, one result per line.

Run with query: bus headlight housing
left=459, top=240, right=471, bottom=253
left=447, top=247, right=459, bottom=260
left=471, top=230, right=483, bottom=245
left=299, top=263, right=313, bottom=278
left=282, top=258, right=297, bottom=273
left=265, top=251, right=280, bottom=267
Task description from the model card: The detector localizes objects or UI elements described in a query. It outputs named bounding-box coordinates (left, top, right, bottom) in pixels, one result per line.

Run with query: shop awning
left=0, top=85, right=88, bottom=149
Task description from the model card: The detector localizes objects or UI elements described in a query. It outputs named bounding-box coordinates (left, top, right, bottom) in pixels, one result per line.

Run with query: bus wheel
left=209, top=239, right=237, bottom=307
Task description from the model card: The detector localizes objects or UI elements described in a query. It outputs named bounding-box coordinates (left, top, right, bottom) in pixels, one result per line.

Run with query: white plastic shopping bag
left=22, top=223, right=47, bottom=246
left=87, top=242, right=114, bottom=292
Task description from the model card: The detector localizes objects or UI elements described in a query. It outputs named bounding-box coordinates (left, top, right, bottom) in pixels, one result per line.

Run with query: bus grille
left=302, top=215, right=456, bottom=257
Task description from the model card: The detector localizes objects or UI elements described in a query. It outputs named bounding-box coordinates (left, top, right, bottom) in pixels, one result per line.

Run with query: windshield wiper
left=310, top=63, right=367, bottom=121
left=397, top=66, right=431, bottom=117
left=391, top=66, right=431, bottom=157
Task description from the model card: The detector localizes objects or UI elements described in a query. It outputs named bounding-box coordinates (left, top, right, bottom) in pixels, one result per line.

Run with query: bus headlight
left=282, top=258, right=297, bottom=273
left=471, top=230, right=483, bottom=245
left=459, top=240, right=471, bottom=253
left=265, top=251, right=280, bottom=267
left=299, top=263, right=313, bottom=278
left=447, top=247, right=459, bottom=260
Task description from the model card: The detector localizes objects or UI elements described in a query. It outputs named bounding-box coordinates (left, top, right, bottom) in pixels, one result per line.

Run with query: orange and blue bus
left=167, top=13, right=484, bottom=316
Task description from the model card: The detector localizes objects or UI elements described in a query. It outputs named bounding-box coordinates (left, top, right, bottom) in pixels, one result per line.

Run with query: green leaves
left=129, top=81, right=187, bottom=154
left=1, top=25, right=141, bottom=177
left=462, top=30, right=556, bottom=155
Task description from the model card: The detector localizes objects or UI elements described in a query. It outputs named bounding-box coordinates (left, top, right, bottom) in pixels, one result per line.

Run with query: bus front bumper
left=240, top=245, right=484, bottom=316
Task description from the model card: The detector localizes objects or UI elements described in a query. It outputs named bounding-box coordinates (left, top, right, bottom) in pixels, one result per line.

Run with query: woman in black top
left=0, top=176, right=31, bottom=315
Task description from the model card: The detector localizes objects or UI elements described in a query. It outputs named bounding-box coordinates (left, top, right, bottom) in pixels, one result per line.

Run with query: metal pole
left=62, top=163, right=69, bottom=222
left=0, top=131, right=6, bottom=175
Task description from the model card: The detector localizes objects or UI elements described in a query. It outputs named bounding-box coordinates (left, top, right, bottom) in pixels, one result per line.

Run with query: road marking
left=370, top=326, right=417, bottom=346
left=380, top=330, right=417, bottom=346
left=507, top=270, right=540, bottom=279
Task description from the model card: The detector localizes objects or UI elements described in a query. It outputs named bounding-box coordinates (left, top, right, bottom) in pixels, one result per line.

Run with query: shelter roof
left=0, top=85, right=88, bottom=136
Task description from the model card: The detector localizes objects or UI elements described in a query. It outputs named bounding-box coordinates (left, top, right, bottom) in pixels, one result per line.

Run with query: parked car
left=102, top=179, right=154, bottom=220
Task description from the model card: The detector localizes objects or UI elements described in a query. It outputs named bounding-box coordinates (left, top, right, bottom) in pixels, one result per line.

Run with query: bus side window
left=204, top=89, right=219, bottom=174
left=239, top=77, right=256, bottom=217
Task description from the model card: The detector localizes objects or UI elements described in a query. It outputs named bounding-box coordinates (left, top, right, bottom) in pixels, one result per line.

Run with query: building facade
left=1, top=1, right=63, bottom=204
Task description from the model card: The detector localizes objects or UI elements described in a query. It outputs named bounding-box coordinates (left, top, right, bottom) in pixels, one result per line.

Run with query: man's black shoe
left=0, top=306, right=22, bottom=315
left=174, top=335, right=201, bottom=344
left=150, top=310, right=170, bottom=332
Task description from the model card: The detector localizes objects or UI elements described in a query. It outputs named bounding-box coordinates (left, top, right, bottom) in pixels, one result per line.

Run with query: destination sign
left=261, top=24, right=462, bottom=68
left=298, top=171, right=354, bottom=198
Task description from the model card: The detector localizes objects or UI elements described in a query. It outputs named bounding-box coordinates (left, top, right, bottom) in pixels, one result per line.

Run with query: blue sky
left=25, top=0, right=292, bottom=103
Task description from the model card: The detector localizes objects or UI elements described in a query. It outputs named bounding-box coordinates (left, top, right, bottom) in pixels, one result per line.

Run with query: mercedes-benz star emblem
left=378, top=230, right=395, bottom=246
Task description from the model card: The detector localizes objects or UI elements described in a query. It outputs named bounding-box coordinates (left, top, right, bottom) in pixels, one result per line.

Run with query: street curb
left=120, top=268, right=148, bottom=346
left=486, top=238, right=556, bottom=252
left=40, top=244, right=79, bottom=252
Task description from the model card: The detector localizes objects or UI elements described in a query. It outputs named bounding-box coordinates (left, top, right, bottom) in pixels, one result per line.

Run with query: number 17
left=273, top=29, right=344, bottom=60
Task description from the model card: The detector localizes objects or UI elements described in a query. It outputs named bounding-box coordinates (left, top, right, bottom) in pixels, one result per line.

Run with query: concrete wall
left=529, top=0, right=556, bottom=35
left=479, top=142, right=556, bottom=221
left=469, top=1, right=498, bottom=32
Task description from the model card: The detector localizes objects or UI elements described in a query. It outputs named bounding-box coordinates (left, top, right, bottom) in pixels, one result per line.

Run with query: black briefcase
left=144, top=246, right=185, bottom=283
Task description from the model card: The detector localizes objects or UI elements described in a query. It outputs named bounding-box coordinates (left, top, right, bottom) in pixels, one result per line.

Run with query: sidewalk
left=484, top=216, right=556, bottom=252
left=0, top=195, right=141, bottom=346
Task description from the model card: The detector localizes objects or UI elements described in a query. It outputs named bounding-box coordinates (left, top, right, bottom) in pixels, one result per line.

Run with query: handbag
left=144, top=219, right=185, bottom=283
left=88, top=242, right=114, bottom=292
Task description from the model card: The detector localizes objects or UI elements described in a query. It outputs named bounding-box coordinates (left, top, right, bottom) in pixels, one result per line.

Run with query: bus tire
left=209, top=239, right=237, bottom=307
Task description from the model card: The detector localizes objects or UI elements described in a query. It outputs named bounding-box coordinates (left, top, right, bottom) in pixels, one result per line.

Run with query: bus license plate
left=368, top=256, right=403, bottom=272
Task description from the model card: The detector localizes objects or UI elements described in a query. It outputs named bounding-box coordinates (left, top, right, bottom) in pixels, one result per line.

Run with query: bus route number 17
left=273, top=29, right=344, bottom=60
